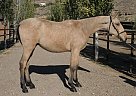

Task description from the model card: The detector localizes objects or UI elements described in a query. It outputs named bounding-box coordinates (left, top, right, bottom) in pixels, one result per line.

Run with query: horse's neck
left=82, top=16, right=110, bottom=36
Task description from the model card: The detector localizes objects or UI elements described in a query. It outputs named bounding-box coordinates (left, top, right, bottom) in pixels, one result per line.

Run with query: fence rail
left=93, top=22, right=136, bottom=61
left=0, top=28, right=18, bottom=50
left=122, top=22, right=136, bottom=56
left=91, top=21, right=136, bottom=74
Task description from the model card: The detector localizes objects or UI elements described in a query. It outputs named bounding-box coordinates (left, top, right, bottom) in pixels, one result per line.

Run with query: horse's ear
left=110, top=11, right=119, bottom=19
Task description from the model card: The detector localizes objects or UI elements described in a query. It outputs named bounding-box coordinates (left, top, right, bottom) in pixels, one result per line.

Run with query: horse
left=18, top=14, right=127, bottom=93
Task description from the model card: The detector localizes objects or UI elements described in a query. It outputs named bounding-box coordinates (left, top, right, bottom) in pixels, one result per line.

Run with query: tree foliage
left=0, top=0, right=14, bottom=23
left=19, top=0, right=35, bottom=21
left=48, top=0, right=114, bottom=21
left=0, top=0, right=35, bottom=25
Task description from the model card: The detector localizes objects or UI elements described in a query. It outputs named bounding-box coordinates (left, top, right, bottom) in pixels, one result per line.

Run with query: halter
left=109, top=16, right=124, bottom=36
left=109, top=16, right=136, bottom=50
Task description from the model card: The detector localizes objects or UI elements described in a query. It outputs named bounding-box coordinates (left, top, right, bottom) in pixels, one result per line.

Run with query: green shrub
left=48, top=1, right=67, bottom=21
left=48, top=0, right=114, bottom=21
left=19, top=0, right=35, bottom=21
left=0, top=0, right=14, bottom=22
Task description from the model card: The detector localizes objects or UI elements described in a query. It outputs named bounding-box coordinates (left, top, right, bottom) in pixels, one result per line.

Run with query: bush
left=19, top=0, right=35, bottom=21
left=48, top=1, right=67, bottom=21
left=48, top=0, right=114, bottom=21
left=0, top=0, right=14, bottom=23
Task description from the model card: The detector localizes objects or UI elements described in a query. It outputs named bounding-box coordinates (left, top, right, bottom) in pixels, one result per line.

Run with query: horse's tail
left=16, top=24, right=22, bottom=44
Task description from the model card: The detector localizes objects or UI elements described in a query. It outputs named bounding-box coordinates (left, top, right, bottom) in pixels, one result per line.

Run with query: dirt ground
left=0, top=36, right=136, bottom=96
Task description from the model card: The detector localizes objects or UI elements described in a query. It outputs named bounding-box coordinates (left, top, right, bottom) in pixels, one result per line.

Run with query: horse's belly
left=39, top=41, right=70, bottom=53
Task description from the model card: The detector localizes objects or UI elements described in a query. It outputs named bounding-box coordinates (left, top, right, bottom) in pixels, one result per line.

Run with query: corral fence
left=121, top=22, right=136, bottom=56
left=92, top=21, right=136, bottom=74
left=0, top=26, right=18, bottom=50
left=121, top=22, right=136, bottom=73
left=93, top=21, right=136, bottom=60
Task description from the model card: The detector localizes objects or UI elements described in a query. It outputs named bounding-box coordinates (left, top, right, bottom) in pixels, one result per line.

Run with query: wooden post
left=7, top=21, right=10, bottom=40
left=93, top=32, right=99, bottom=61
left=131, top=32, right=135, bottom=56
left=4, top=26, right=7, bottom=49
left=14, top=28, right=18, bottom=43
left=9, top=29, right=12, bottom=41
left=13, top=17, right=17, bottom=43
left=13, top=28, right=15, bottom=43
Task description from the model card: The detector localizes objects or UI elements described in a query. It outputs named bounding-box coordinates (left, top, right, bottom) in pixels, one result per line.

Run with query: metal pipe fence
left=0, top=28, right=18, bottom=50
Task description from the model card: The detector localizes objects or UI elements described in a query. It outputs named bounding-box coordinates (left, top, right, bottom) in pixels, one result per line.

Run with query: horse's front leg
left=73, top=68, right=82, bottom=87
left=68, top=49, right=81, bottom=92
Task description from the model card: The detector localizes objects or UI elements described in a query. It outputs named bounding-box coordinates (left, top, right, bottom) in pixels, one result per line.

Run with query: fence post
left=14, top=25, right=18, bottom=43
left=4, top=26, right=7, bottom=49
left=13, top=28, right=15, bottom=43
left=93, top=32, right=99, bottom=61
left=131, top=32, right=135, bottom=56
left=9, top=29, right=12, bottom=42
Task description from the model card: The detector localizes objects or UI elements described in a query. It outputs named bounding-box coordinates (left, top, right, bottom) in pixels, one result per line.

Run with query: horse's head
left=109, top=13, right=127, bottom=42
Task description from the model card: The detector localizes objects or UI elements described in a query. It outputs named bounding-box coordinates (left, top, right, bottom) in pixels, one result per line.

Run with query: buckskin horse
left=18, top=14, right=127, bottom=93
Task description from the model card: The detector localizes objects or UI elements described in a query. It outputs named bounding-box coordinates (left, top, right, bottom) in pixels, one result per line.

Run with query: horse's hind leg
left=25, top=61, right=35, bottom=89
left=68, top=49, right=81, bottom=92
left=19, top=46, right=36, bottom=93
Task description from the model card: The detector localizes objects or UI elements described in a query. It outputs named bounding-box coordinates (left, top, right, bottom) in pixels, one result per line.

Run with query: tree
left=48, top=0, right=114, bottom=21
left=0, top=0, right=14, bottom=24
left=0, top=0, right=35, bottom=25
left=17, top=0, right=35, bottom=22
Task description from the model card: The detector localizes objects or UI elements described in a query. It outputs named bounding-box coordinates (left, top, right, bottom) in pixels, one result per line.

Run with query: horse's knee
left=70, top=64, right=78, bottom=72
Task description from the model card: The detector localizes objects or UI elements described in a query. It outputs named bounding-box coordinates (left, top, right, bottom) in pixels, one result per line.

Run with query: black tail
left=16, top=24, right=22, bottom=44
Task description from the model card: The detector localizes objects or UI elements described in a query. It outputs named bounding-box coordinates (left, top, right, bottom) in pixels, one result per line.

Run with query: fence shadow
left=119, top=76, right=136, bottom=87
left=0, top=39, right=15, bottom=50
left=80, top=43, right=136, bottom=77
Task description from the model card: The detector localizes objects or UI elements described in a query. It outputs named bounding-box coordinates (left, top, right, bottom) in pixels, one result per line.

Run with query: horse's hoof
left=29, top=83, right=35, bottom=89
left=73, top=80, right=82, bottom=87
left=22, top=88, right=28, bottom=93
left=26, top=82, right=35, bottom=89
left=75, top=82, right=82, bottom=87
left=70, top=87, right=77, bottom=92
left=68, top=82, right=77, bottom=92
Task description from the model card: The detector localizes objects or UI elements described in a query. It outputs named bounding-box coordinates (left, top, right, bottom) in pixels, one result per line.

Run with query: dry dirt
left=0, top=36, right=136, bottom=96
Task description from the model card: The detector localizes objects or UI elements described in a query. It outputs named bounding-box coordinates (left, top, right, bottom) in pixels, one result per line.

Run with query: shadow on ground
left=80, top=42, right=136, bottom=87
left=29, top=65, right=90, bottom=91
left=80, top=43, right=136, bottom=77
left=0, top=39, right=15, bottom=50
left=119, top=76, right=136, bottom=87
